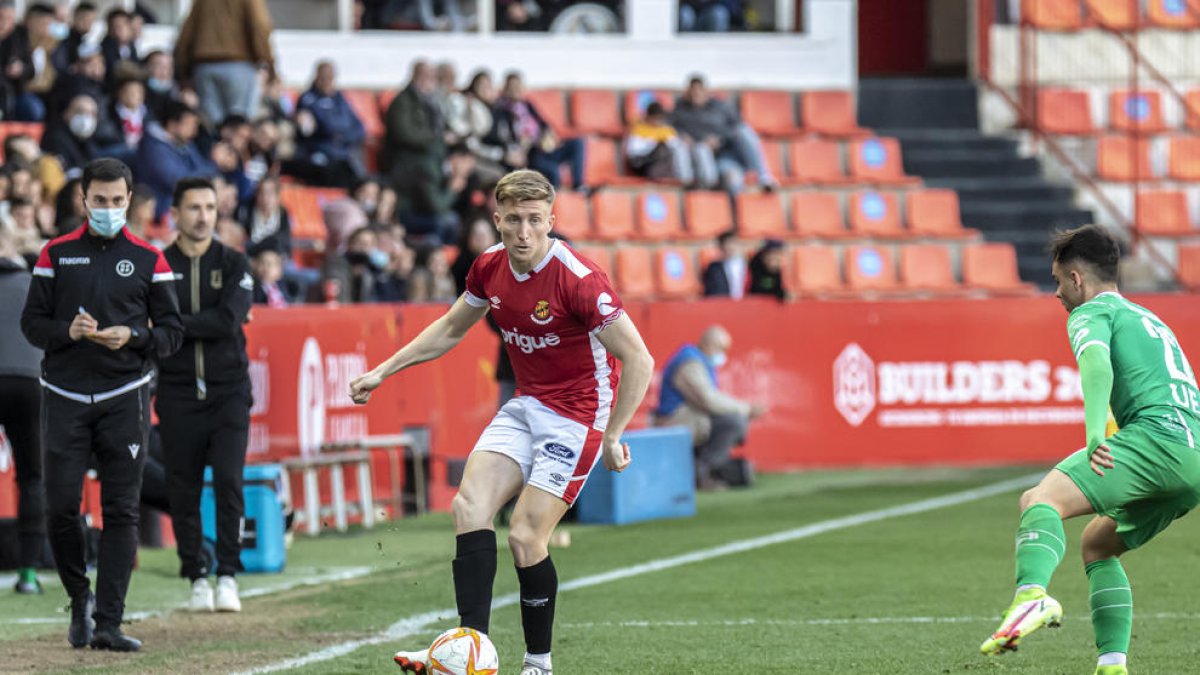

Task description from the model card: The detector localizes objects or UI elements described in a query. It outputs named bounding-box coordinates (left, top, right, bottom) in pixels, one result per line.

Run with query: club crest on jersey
left=115, top=259, right=135, bottom=277
left=530, top=299, right=553, bottom=325
left=211, top=270, right=223, bottom=289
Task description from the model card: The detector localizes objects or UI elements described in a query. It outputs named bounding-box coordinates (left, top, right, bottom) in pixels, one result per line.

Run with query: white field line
left=235, top=472, right=1042, bottom=674
left=559, top=613, right=1200, bottom=629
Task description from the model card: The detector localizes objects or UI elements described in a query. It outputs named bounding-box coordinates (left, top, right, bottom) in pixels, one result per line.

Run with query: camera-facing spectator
left=0, top=0, right=44, bottom=121
left=408, top=244, right=456, bottom=303
left=237, top=176, right=291, bottom=261
left=135, top=100, right=217, bottom=219
left=41, top=94, right=100, bottom=175
left=50, top=0, right=96, bottom=75
left=18, top=3, right=58, bottom=118
left=748, top=238, right=785, bottom=300
left=372, top=237, right=414, bottom=302
left=250, top=246, right=294, bottom=307
left=447, top=69, right=506, bottom=183
left=494, top=71, right=587, bottom=192
left=215, top=214, right=246, bottom=251
left=100, top=8, right=138, bottom=87
left=93, top=76, right=147, bottom=165
left=323, top=225, right=387, bottom=303
left=292, top=61, right=365, bottom=188
left=672, top=75, right=778, bottom=194
left=142, top=49, right=179, bottom=120
left=702, top=229, right=747, bottom=299
left=243, top=117, right=279, bottom=184
left=625, top=101, right=693, bottom=183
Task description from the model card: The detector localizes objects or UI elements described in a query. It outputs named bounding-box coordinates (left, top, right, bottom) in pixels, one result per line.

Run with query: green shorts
left=1056, top=422, right=1200, bottom=550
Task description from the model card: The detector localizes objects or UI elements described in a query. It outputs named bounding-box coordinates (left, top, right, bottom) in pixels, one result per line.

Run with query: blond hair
left=494, top=169, right=555, bottom=206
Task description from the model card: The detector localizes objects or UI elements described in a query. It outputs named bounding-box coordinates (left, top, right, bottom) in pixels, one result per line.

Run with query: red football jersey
left=464, top=240, right=625, bottom=429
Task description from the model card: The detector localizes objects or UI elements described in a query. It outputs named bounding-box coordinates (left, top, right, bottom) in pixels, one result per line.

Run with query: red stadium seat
left=378, top=89, right=399, bottom=114
left=280, top=185, right=337, bottom=240
left=1186, top=90, right=1200, bottom=130
left=788, top=138, right=849, bottom=185
left=736, top=193, right=788, bottom=238
left=849, top=190, right=905, bottom=238
left=583, top=137, right=621, bottom=186
left=683, top=191, right=734, bottom=240
left=635, top=191, right=684, bottom=240
left=1037, top=88, right=1096, bottom=135
left=1147, top=0, right=1200, bottom=28
left=760, top=140, right=787, bottom=186
left=962, top=244, right=1036, bottom=294
left=342, top=89, right=385, bottom=140
left=899, top=244, right=960, bottom=293
left=791, top=245, right=845, bottom=295
left=624, top=90, right=674, bottom=123
left=848, top=137, right=917, bottom=185
left=1097, top=135, right=1154, bottom=182
left=1178, top=244, right=1200, bottom=290
left=552, top=190, right=592, bottom=241
left=1022, top=0, right=1085, bottom=30
left=1169, top=135, right=1200, bottom=182
left=655, top=247, right=700, bottom=299
left=573, top=245, right=614, bottom=280
left=1109, top=90, right=1167, bottom=133
left=615, top=247, right=655, bottom=300
left=1135, top=190, right=1195, bottom=235
left=1086, top=0, right=1140, bottom=29
left=906, top=189, right=977, bottom=239
left=527, top=89, right=572, bottom=137
left=800, top=91, right=868, bottom=138
left=570, top=89, right=623, bottom=137
left=791, top=192, right=849, bottom=239
left=591, top=191, right=637, bottom=241
left=845, top=245, right=899, bottom=292
left=740, top=90, right=800, bottom=137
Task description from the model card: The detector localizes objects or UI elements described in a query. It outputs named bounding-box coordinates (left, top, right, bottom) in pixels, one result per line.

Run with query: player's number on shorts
left=1142, top=317, right=1199, bottom=388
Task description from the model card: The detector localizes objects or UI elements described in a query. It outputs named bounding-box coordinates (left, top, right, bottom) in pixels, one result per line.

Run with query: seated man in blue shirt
left=652, top=325, right=765, bottom=489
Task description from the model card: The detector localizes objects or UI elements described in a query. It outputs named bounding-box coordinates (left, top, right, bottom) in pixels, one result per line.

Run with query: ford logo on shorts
left=549, top=473, right=566, bottom=485
left=543, top=443, right=575, bottom=460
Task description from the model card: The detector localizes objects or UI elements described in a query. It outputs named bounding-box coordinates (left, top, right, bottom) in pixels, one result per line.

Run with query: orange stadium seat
left=1135, top=190, right=1194, bottom=235
left=1186, top=90, right=1200, bottom=130
left=791, top=245, right=845, bottom=295
left=1022, top=0, right=1085, bottom=29
left=1037, top=88, right=1096, bottom=135
left=655, top=247, right=700, bottom=299
left=800, top=91, right=868, bottom=138
left=963, top=243, right=1036, bottom=294
left=788, top=138, right=849, bottom=185
left=761, top=140, right=788, bottom=185
left=590, top=191, right=637, bottom=241
left=845, top=245, right=899, bottom=292
left=1169, top=135, right=1200, bottom=181
left=280, top=185, right=334, bottom=240
left=849, top=137, right=917, bottom=185
left=615, top=247, right=655, bottom=299
left=1178, top=244, right=1200, bottom=290
left=342, top=89, right=385, bottom=140
left=906, top=189, right=976, bottom=239
left=1147, top=0, right=1200, bottom=28
left=624, top=90, right=675, bottom=123
left=899, top=244, right=960, bottom=293
left=573, top=245, right=614, bottom=280
left=1086, top=0, right=1140, bottom=30
left=683, top=191, right=734, bottom=240
left=791, top=192, right=849, bottom=239
left=636, top=192, right=684, bottom=240
left=1097, top=135, right=1154, bottom=182
left=570, top=89, right=623, bottom=137
left=1109, top=90, right=1167, bottom=133
left=378, top=89, right=399, bottom=114
left=552, top=190, right=592, bottom=241
left=849, top=190, right=905, bottom=238
left=736, top=192, right=788, bottom=238
left=740, top=90, right=800, bottom=137
left=527, top=89, right=572, bottom=137
left=583, top=137, right=620, bottom=186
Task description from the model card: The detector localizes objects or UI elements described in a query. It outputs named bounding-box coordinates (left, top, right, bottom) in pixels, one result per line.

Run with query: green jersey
left=1068, top=291, right=1200, bottom=447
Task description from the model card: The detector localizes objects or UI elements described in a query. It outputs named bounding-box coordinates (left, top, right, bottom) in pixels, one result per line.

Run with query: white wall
left=140, top=0, right=856, bottom=91
left=990, top=24, right=1200, bottom=86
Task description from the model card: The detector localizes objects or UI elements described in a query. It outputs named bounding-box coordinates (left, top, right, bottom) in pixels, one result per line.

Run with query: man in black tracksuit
left=157, top=177, right=254, bottom=613
left=20, top=158, right=184, bottom=652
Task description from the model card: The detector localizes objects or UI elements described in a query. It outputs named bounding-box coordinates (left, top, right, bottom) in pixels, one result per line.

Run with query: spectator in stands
left=125, top=184, right=158, bottom=241
left=238, top=176, right=291, bottom=262
left=51, top=1, right=96, bottom=75
left=495, top=71, right=587, bottom=191
left=47, top=43, right=105, bottom=124
left=213, top=117, right=254, bottom=202
left=324, top=225, right=386, bottom=303
left=215, top=214, right=246, bottom=251
left=17, top=3, right=58, bottom=120
left=53, top=177, right=83, bottom=235
left=435, top=61, right=457, bottom=110
left=625, top=101, right=694, bottom=183
left=0, top=0, right=39, bottom=121
left=257, top=72, right=293, bottom=125
left=653, top=325, right=766, bottom=490
left=6, top=160, right=32, bottom=199
left=409, top=244, right=456, bottom=303
left=372, top=238, right=414, bottom=302
left=244, top=117, right=279, bottom=184
left=293, top=60, right=366, bottom=188
left=446, top=70, right=506, bottom=183
left=679, top=0, right=742, bottom=32
left=173, top=0, right=275, bottom=126
left=702, top=229, right=747, bottom=298
left=496, top=0, right=546, bottom=31
left=748, top=238, right=785, bottom=299
left=250, top=246, right=294, bottom=307
left=41, top=94, right=100, bottom=175
left=672, top=75, right=777, bottom=193
left=100, top=8, right=138, bottom=88
left=93, top=76, right=147, bottom=165
left=142, top=50, right=179, bottom=120
left=135, top=100, right=217, bottom=219
left=6, top=133, right=63, bottom=203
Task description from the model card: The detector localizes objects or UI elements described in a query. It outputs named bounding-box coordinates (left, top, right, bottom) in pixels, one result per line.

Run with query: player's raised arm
left=349, top=295, right=488, bottom=404
left=595, top=313, right=655, bottom=472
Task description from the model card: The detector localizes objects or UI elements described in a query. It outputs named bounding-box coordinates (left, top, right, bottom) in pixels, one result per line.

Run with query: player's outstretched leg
left=509, top=487, right=569, bottom=675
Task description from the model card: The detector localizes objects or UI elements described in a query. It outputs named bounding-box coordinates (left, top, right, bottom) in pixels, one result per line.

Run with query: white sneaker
left=215, top=576, right=241, bottom=612
left=392, top=648, right=430, bottom=672
left=188, top=578, right=214, bottom=612
left=520, top=665, right=552, bottom=675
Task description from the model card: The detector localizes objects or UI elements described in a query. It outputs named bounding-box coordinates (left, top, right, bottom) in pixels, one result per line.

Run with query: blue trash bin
left=200, top=464, right=287, bottom=573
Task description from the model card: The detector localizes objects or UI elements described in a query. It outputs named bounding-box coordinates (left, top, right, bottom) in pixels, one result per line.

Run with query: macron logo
left=501, top=327, right=560, bottom=354
left=59, top=257, right=90, bottom=266
left=128, top=443, right=140, bottom=459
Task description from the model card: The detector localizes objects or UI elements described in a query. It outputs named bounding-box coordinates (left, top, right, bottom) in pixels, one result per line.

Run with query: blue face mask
left=710, top=351, right=728, bottom=368
left=88, top=208, right=127, bottom=238
left=147, top=77, right=173, bottom=93
left=367, top=249, right=390, bottom=270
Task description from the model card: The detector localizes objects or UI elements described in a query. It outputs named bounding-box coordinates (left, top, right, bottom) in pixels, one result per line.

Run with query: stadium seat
left=1134, top=190, right=1195, bottom=235
left=788, top=138, right=850, bottom=185
left=849, top=137, right=917, bottom=185
left=849, top=190, right=905, bottom=238
left=790, top=245, right=845, bottom=296
left=615, top=247, right=655, bottom=300
left=591, top=191, right=637, bottom=241
left=740, top=90, right=800, bottom=137
left=584, top=137, right=621, bottom=186
left=962, top=243, right=1036, bottom=294
left=1146, top=0, right=1200, bottom=28
left=1109, top=90, right=1167, bottom=133
left=574, top=245, right=614, bottom=280
left=899, top=244, right=960, bottom=293
left=280, top=185, right=334, bottom=240
left=624, top=89, right=674, bottom=123
left=527, top=89, right=572, bottom=137
left=800, top=91, right=868, bottom=138
left=378, top=89, right=399, bottom=114
left=1021, top=0, right=1084, bottom=29
left=635, top=191, right=684, bottom=240
left=1178, top=244, right=1200, bottom=290
left=845, top=245, right=900, bottom=292
left=552, top=190, right=592, bottom=241
left=1037, top=88, right=1096, bottom=135
left=1168, top=135, right=1200, bottom=181
left=1186, top=90, right=1200, bottom=130
left=342, top=89, right=385, bottom=140
left=1097, top=135, right=1154, bottom=182
left=1086, top=0, right=1140, bottom=30
left=906, top=189, right=977, bottom=239
left=683, top=191, right=735, bottom=240
left=736, top=192, right=788, bottom=238
left=654, top=247, right=700, bottom=299
left=791, top=192, right=850, bottom=239
left=570, top=89, right=623, bottom=137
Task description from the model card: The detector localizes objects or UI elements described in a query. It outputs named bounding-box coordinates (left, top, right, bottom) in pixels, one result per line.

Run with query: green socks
left=17, top=567, right=37, bottom=585
left=1014, top=504, right=1066, bottom=588
left=1087, top=559, right=1133, bottom=656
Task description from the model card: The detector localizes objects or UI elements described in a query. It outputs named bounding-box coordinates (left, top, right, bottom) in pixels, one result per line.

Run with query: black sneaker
left=67, top=591, right=95, bottom=648
left=90, top=626, right=142, bottom=652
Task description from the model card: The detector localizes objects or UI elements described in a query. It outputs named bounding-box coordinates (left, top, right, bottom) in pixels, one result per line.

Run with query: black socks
left=453, top=529, right=498, bottom=633
left=516, top=555, right=558, bottom=655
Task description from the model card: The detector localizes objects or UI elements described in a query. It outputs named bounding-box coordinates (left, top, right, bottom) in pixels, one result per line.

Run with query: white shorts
left=470, top=396, right=604, bottom=505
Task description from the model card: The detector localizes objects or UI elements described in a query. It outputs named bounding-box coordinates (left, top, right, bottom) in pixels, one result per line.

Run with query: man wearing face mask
left=20, top=158, right=184, bottom=651
left=41, top=94, right=100, bottom=175
left=652, top=325, right=766, bottom=490
left=158, top=177, right=254, bottom=614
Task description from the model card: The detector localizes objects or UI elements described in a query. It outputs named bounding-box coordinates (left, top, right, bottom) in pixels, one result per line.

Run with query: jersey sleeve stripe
left=32, top=266, right=54, bottom=278
left=152, top=272, right=175, bottom=283
left=463, top=291, right=488, bottom=308
left=589, top=308, right=624, bottom=335
left=1074, top=340, right=1111, bottom=360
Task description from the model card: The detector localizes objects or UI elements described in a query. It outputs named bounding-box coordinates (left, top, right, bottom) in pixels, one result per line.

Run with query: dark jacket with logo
left=159, top=240, right=253, bottom=400
left=20, top=224, right=184, bottom=395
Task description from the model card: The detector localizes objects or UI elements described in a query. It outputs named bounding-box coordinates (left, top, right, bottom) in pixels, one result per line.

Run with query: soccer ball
left=427, top=627, right=499, bottom=675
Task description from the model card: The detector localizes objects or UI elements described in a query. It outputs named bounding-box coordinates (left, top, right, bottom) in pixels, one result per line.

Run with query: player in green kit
left=979, top=225, right=1200, bottom=675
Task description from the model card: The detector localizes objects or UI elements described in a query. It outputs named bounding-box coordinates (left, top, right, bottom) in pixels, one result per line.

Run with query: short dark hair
left=219, top=113, right=250, bottom=131
left=131, top=183, right=156, bottom=209
left=26, top=3, right=55, bottom=17
left=717, top=229, right=737, bottom=247
left=75, top=2, right=97, bottom=14
left=1049, top=224, right=1120, bottom=283
left=162, top=99, right=198, bottom=125
left=106, top=7, right=130, bottom=23
left=687, top=75, right=706, bottom=88
left=82, top=158, right=133, bottom=195
left=645, top=102, right=665, bottom=118
left=172, top=177, right=216, bottom=207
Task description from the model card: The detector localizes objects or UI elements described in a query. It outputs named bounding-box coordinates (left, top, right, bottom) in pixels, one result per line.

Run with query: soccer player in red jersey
left=349, top=169, right=654, bottom=675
